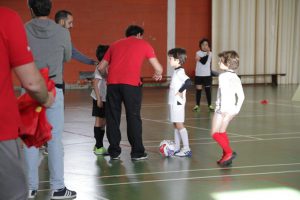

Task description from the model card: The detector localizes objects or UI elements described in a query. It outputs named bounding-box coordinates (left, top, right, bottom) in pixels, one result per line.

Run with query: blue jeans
left=24, top=88, right=65, bottom=190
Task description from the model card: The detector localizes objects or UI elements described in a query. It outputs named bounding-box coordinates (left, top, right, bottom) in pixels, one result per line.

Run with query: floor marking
left=96, top=170, right=300, bottom=187
left=40, top=162, right=300, bottom=183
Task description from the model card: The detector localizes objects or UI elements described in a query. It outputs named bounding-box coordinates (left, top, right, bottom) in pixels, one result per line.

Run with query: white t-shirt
left=168, top=67, right=189, bottom=105
left=90, top=68, right=107, bottom=102
left=195, top=50, right=212, bottom=76
left=215, top=70, right=245, bottom=114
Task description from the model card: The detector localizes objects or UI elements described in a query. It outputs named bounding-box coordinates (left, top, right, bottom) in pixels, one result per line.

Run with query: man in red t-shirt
left=98, top=25, right=163, bottom=160
left=0, top=7, right=54, bottom=200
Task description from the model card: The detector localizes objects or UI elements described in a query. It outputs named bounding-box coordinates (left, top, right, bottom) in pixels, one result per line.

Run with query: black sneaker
left=51, top=187, right=76, bottom=199
left=110, top=154, right=121, bottom=160
left=28, top=190, right=37, bottom=199
left=131, top=153, right=148, bottom=161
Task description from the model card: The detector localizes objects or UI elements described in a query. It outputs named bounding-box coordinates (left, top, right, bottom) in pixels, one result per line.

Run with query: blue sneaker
left=174, top=148, right=192, bottom=157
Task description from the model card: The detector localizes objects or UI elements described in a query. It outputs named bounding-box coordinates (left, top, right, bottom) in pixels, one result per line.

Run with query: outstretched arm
left=149, top=57, right=163, bottom=81
left=72, top=45, right=97, bottom=66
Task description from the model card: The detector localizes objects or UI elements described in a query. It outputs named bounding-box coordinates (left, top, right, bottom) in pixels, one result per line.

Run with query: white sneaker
left=174, top=148, right=192, bottom=157
left=28, top=190, right=37, bottom=199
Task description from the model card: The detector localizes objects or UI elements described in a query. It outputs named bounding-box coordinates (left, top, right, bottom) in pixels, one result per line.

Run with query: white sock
left=179, top=128, right=190, bottom=150
left=174, top=129, right=181, bottom=151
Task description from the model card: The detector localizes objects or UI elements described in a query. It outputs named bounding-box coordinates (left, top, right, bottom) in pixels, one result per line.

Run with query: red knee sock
left=212, top=132, right=232, bottom=154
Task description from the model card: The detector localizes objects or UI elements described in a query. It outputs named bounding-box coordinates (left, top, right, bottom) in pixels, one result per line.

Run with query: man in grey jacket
left=24, top=0, right=76, bottom=199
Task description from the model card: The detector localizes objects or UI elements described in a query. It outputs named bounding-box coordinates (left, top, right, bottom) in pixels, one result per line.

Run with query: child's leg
left=204, top=85, right=212, bottom=106
left=195, top=85, right=202, bottom=106
left=175, top=123, right=190, bottom=150
left=94, top=117, right=106, bottom=148
left=173, top=125, right=181, bottom=152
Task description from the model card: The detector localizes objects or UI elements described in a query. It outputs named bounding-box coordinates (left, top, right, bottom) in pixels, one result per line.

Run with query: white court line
left=246, top=100, right=300, bottom=109
left=96, top=170, right=300, bottom=187
left=40, top=162, right=300, bottom=183
left=144, top=136, right=300, bottom=147
left=142, top=117, right=262, bottom=140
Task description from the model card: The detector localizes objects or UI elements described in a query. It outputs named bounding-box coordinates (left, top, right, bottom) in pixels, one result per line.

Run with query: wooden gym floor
left=32, top=85, right=300, bottom=200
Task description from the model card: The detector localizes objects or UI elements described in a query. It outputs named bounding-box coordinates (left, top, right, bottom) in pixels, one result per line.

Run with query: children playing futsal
left=211, top=50, right=245, bottom=167
left=91, top=45, right=109, bottom=155
left=168, top=48, right=193, bottom=157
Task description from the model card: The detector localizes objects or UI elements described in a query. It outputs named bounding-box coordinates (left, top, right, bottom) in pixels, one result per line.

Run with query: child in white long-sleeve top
left=211, top=50, right=245, bottom=167
left=168, top=48, right=193, bottom=157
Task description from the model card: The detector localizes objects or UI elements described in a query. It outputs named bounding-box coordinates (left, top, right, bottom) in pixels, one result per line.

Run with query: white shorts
left=169, top=104, right=185, bottom=123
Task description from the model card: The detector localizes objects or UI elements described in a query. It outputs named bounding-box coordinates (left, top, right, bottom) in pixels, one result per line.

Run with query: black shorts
left=92, top=99, right=106, bottom=118
left=194, top=76, right=212, bottom=86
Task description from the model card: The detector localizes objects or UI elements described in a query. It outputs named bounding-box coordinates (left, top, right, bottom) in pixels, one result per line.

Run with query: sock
left=212, top=132, right=232, bottom=154
left=196, top=89, right=202, bottom=106
left=204, top=86, right=212, bottom=106
left=221, top=132, right=230, bottom=145
left=94, top=126, right=105, bottom=148
left=179, top=128, right=190, bottom=149
left=174, top=129, right=181, bottom=151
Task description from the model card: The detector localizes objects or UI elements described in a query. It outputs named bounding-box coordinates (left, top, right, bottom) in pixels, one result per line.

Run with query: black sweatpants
left=106, top=84, right=145, bottom=158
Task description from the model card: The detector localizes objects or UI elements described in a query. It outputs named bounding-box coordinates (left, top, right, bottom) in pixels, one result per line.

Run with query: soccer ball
left=159, top=140, right=176, bottom=157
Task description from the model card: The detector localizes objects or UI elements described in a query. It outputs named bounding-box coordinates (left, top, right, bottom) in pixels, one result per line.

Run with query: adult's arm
left=13, top=62, right=54, bottom=107
left=63, top=30, right=72, bottom=62
left=72, top=45, right=97, bottom=65
left=149, top=57, right=163, bottom=81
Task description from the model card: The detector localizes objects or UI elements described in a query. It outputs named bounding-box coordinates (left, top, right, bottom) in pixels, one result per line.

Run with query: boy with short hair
left=211, top=50, right=245, bottom=167
left=91, top=45, right=109, bottom=155
left=168, top=48, right=193, bottom=157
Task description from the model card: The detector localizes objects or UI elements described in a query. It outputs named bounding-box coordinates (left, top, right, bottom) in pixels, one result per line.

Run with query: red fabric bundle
left=17, top=68, right=56, bottom=148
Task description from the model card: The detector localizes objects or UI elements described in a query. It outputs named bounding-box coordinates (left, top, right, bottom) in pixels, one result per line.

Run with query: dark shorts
left=194, top=76, right=212, bottom=86
left=92, top=99, right=106, bottom=118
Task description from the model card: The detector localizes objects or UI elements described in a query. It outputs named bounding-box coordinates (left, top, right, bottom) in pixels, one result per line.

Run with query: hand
left=176, top=92, right=183, bottom=98
left=93, top=61, right=99, bottom=66
left=153, top=73, right=162, bottom=81
left=97, top=99, right=103, bottom=108
left=43, top=91, right=55, bottom=108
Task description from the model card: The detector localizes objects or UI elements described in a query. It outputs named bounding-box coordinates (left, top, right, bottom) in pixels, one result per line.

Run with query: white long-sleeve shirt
left=90, top=69, right=107, bottom=102
left=168, top=67, right=189, bottom=105
left=215, top=70, right=245, bottom=114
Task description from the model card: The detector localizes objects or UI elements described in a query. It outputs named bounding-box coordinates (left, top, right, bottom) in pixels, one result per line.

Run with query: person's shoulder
left=0, top=7, right=22, bottom=24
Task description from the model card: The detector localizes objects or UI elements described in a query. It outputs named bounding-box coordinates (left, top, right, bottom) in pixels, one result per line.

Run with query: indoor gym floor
left=32, top=85, right=300, bottom=200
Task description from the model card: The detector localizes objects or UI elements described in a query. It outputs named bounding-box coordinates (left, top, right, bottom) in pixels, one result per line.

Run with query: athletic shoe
left=110, top=154, right=121, bottom=160
left=28, top=190, right=37, bottom=199
left=219, top=152, right=237, bottom=167
left=174, top=148, right=192, bottom=157
left=208, top=105, right=215, bottom=112
left=94, top=147, right=108, bottom=155
left=131, top=153, right=148, bottom=161
left=43, top=147, right=48, bottom=155
left=51, top=187, right=76, bottom=199
left=193, top=105, right=200, bottom=112
left=217, top=150, right=226, bottom=164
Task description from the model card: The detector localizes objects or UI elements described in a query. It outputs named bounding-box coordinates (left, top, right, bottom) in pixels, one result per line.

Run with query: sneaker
left=51, top=187, right=76, bottom=200
left=208, top=105, right=215, bottom=112
left=94, top=147, right=108, bottom=155
left=110, top=154, right=121, bottom=160
left=43, top=147, right=48, bottom=155
left=219, top=152, right=237, bottom=167
left=131, top=153, right=148, bottom=161
left=174, top=148, right=192, bottom=157
left=28, top=190, right=37, bottom=199
left=193, top=105, right=200, bottom=112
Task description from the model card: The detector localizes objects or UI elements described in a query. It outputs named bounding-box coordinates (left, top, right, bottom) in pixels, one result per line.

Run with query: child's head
left=168, top=48, right=187, bottom=67
left=218, top=50, right=239, bottom=70
left=199, top=38, right=210, bottom=52
left=96, top=45, right=109, bottom=62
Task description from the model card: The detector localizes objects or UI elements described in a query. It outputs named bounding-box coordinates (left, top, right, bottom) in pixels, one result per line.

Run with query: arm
left=149, top=57, right=163, bottom=81
left=13, top=62, right=54, bottom=107
left=196, top=51, right=210, bottom=65
left=97, top=60, right=109, bottom=76
left=235, top=81, right=245, bottom=113
left=93, top=78, right=103, bottom=108
left=72, top=46, right=97, bottom=66
left=63, top=30, right=72, bottom=62
left=178, top=79, right=193, bottom=93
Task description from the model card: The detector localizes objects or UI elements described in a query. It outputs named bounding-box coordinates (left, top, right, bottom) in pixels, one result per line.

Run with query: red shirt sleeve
left=5, top=10, right=33, bottom=68
left=145, top=43, right=156, bottom=59
left=103, top=46, right=112, bottom=63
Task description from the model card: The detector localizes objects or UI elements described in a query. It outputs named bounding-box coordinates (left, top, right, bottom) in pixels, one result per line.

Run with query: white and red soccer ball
left=159, top=140, right=176, bottom=157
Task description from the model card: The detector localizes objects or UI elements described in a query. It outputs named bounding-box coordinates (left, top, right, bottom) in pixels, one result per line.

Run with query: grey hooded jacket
left=26, top=18, right=72, bottom=84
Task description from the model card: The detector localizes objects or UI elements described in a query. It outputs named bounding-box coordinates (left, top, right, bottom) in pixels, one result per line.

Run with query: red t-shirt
left=0, top=7, right=34, bottom=141
left=103, top=36, right=156, bottom=86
